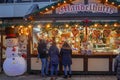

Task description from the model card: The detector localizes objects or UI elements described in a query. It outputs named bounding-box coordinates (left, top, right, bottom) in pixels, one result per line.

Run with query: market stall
left=25, top=0, right=120, bottom=74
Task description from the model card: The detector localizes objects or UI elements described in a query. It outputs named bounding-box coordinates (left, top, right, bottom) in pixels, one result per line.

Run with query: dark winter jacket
left=37, top=42, right=48, bottom=58
left=114, top=54, right=120, bottom=79
left=48, top=45, right=59, bottom=65
left=60, top=47, right=72, bottom=66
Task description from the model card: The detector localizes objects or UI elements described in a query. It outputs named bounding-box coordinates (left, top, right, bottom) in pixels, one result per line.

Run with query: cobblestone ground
left=0, top=73, right=117, bottom=80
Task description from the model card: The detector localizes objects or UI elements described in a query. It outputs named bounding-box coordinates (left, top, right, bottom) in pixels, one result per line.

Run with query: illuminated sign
left=56, top=3, right=118, bottom=14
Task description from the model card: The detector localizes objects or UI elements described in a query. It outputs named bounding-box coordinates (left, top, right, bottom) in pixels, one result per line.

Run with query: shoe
left=63, top=75, right=68, bottom=79
left=50, top=77, right=54, bottom=80
left=69, top=74, right=72, bottom=78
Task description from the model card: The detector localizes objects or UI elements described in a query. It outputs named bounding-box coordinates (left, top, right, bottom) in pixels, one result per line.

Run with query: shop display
left=32, top=23, right=120, bottom=55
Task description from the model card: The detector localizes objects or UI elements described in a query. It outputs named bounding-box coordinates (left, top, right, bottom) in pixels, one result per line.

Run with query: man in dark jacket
left=114, top=53, right=120, bottom=80
left=37, top=39, right=49, bottom=77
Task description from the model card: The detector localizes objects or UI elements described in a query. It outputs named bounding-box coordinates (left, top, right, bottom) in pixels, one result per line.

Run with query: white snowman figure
left=3, top=27, right=27, bottom=76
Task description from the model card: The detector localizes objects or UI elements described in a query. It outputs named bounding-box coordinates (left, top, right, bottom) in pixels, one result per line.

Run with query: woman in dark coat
left=60, top=41, right=72, bottom=79
left=48, top=41, right=59, bottom=80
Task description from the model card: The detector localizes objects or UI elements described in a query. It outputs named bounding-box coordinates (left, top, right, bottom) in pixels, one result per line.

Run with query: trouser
left=63, top=64, right=72, bottom=75
left=40, top=58, right=49, bottom=76
left=50, top=64, right=58, bottom=76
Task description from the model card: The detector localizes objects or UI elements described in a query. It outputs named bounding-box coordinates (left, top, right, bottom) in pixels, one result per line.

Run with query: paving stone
left=0, top=73, right=117, bottom=80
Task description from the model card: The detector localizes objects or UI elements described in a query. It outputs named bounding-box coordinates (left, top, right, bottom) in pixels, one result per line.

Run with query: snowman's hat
left=5, top=27, right=17, bottom=39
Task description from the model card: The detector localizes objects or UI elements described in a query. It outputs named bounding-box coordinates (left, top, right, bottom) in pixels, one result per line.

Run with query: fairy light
left=52, top=6, right=55, bottom=9
left=45, top=8, right=48, bottom=11
left=20, top=25, right=23, bottom=28
left=28, top=25, right=32, bottom=28
left=11, top=25, right=14, bottom=28
left=111, top=2, right=114, bottom=5
left=37, top=25, right=41, bottom=28
left=75, top=24, right=78, bottom=27
left=64, top=1, right=66, bottom=3
left=46, top=24, right=50, bottom=28
left=65, top=24, right=69, bottom=28
left=114, top=23, right=118, bottom=27
left=104, top=24, right=108, bottom=27
left=26, top=32, right=29, bottom=36
left=105, top=0, right=108, bottom=2
left=58, top=3, right=60, bottom=6
left=118, top=5, right=120, bottom=7
left=94, top=24, right=98, bottom=27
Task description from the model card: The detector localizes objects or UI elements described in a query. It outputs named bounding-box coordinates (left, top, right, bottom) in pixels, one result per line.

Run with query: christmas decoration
left=3, top=27, right=27, bottom=76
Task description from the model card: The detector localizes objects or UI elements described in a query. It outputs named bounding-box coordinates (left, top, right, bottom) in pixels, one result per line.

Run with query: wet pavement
left=0, top=73, right=117, bottom=80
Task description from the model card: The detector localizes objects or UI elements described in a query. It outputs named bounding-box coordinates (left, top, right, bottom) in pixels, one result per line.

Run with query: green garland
left=108, top=0, right=120, bottom=5
left=0, top=21, right=120, bottom=28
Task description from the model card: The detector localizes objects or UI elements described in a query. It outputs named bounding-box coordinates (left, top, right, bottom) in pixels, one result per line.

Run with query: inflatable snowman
left=3, top=27, right=27, bottom=76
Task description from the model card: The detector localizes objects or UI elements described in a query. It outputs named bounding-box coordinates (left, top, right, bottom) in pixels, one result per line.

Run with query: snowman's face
left=6, top=38, right=18, bottom=47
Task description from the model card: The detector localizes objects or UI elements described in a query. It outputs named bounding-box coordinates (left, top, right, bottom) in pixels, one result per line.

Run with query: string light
left=64, top=1, right=66, bottom=3
left=11, top=25, right=14, bottom=28
left=46, top=24, right=50, bottom=28
left=114, top=23, right=118, bottom=27
left=105, top=0, right=108, bottom=2
left=45, top=8, right=48, bottom=11
left=111, top=2, right=115, bottom=5
left=65, top=24, right=69, bottom=28
left=58, top=3, right=60, bottom=6
left=94, top=24, right=98, bottom=27
left=52, top=6, right=55, bottom=9
left=104, top=24, right=108, bottom=27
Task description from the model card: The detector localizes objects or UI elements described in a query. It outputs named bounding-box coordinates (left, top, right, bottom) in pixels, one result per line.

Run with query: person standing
left=37, top=39, right=49, bottom=77
left=60, top=41, right=72, bottom=79
left=48, top=41, right=59, bottom=80
left=114, top=52, right=120, bottom=80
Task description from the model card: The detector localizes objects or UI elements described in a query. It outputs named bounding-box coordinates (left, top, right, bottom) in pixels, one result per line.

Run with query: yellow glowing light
left=47, top=24, right=50, bottom=28
left=75, top=24, right=78, bottom=27
left=65, top=24, right=69, bottom=28
left=64, top=1, right=66, bottom=3
left=28, top=25, right=32, bottom=28
left=104, top=24, right=108, bottom=27
left=112, top=2, right=114, bottom=5
left=58, top=3, right=60, bottom=6
left=114, top=23, right=117, bottom=27
left=118, top=5, right=120, bottom=7
left=26, top=32, right=29, bottom=35
left=52, top=6, right=55, bottom=9
left=20, top=25, right=23, bottom=28
left=46, top=8, right=48, bottom=11
left=11, top=26, right=14, bottom=28
left=37, top=25, right=41, bottom=28
left=94, top=24, right=98, bottom=27
left=105, top=0, right=108, bottom=2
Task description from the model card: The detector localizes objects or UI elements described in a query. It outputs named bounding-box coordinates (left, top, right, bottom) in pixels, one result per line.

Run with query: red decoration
left=12, top=47, right=16, bottom=52
left=82, top=19, right=91, bottom=35
left=22, top=53, right=27, bottom=59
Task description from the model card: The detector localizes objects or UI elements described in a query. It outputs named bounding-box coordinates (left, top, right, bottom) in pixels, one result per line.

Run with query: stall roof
left=25, top=0, right=120, bottom=21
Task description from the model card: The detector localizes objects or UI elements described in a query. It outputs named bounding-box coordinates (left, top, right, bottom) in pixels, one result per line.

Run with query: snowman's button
left=12, top=58, right=15, bottom=60
left=12, top=53, right=14, bottom=55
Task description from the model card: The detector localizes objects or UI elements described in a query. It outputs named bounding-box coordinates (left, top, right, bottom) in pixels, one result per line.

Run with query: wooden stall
left=25, top=0, right=120, bottom=75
